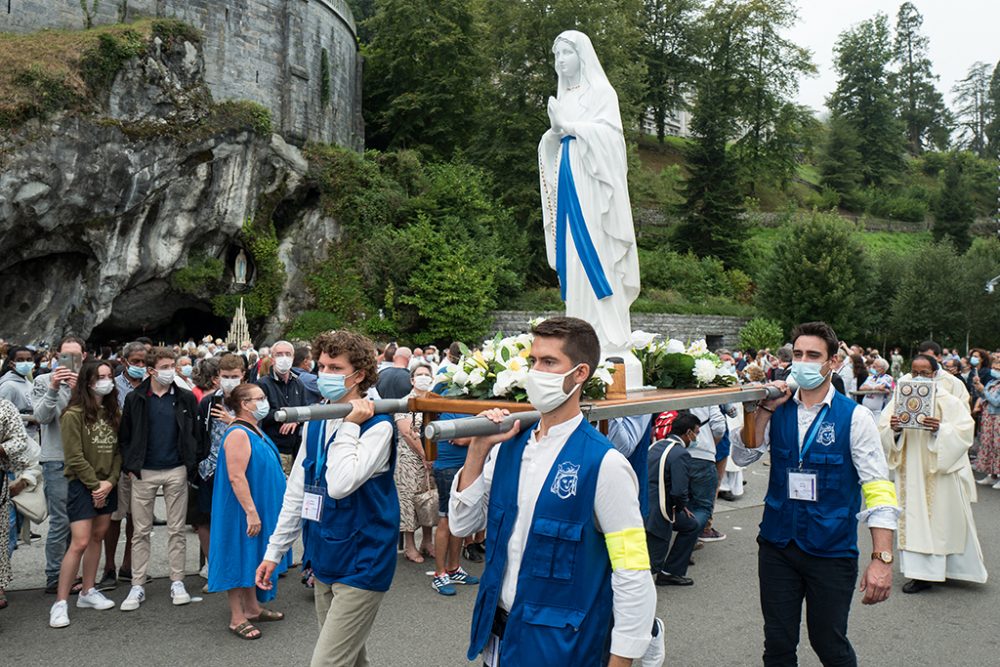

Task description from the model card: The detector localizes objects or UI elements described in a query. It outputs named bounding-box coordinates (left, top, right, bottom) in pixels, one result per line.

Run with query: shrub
left=739, top=317, right=784, bottom=352
left=171, top=253, right=224, bottom=296
left=287, top=310, right=343, bottom=341
left=79, top=29, right=146, bottom=93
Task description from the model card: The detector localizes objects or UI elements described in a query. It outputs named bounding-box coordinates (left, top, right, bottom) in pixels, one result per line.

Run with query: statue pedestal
left=602, top=345, right=643, bottom=391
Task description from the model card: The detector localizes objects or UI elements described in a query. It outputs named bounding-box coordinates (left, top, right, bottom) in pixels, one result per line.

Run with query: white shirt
left=687, top=405, right=726, bottom=462
left=730, top=384, right=898, bottom=530
left=263, top=417, right=394, bottom=564
left=449, top=413, right=656, bottom=660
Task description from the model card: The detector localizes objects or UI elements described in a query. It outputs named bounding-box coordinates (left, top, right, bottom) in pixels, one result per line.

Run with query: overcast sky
left=787, top=1, right=1000, bottom=115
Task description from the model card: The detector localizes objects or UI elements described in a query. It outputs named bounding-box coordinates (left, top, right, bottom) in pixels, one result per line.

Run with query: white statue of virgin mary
left=538, top=30, right=642, bottom=387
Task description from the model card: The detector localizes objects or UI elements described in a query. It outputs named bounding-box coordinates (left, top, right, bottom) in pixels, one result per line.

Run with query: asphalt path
left=3, top=462, right=999, bottom=666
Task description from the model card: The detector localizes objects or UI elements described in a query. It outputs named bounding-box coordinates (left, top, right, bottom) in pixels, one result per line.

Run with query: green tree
left=473, top=0, right=646, bottom=280
left=932, top=155, right=975, bottom=252
left=892, top=2, right=951, bottom=153
left=728, top=0, right=815, bottom=194
left=819, top=114, right=863, bottom=207
left=828, top=14, right=905, bottom=187
left=641, top=0, right=701, bottom=142
left=889, top=242, right=966, bottom=344
left=739, top=317, right=784, bottom=351
left=346, top=0, right=376, bottom=43
left=987, top=60, right=1000, bottom=157
left=953, top=61, right=994, bottom=157
left=756, top=212, right=872, bottom=340
left=363, top=0, right=487, bottom=158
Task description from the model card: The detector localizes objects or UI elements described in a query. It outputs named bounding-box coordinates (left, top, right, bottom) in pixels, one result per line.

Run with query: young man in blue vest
left=450, top=317, right=656, bottom=666
left=731, top=321, right=899, bottom=667
left=256, top=330, right=397, bottom=667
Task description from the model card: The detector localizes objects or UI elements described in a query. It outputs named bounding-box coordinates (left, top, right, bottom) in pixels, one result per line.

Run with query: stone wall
left=491, top=311, right=751, bottom=350
left=0, top=0, right=362, bottom=148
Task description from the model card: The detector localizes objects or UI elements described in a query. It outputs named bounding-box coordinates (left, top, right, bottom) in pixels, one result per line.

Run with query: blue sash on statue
left=556, top=135, right=613, bottom=301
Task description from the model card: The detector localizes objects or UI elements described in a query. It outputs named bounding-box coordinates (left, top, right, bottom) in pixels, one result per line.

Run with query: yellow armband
left=605, top=527, right=650, bottom=571
left=862, top=480, right=898, bottom=509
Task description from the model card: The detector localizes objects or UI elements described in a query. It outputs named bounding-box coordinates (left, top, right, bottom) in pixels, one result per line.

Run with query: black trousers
left=757, top=538, right=858, bottom=667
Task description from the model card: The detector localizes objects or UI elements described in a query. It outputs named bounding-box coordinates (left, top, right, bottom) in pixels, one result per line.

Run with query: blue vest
left=758, top=391, right=861, bottom=558
left=302, top=413, right=399, bottom=591
left=467, top=420, right=614, bottom=665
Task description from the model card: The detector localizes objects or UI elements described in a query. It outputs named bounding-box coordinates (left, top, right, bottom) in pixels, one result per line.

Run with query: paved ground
left=3, top=464, right=999, bottom=665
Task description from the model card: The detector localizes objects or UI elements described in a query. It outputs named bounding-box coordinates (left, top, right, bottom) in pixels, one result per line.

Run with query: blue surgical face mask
left=251, top=398, right=270, bottom=420
left=127, top=364, right=147, bottom=380
left=971, top=357, right=981, bottom=367
left=317, top=370, right=358, bottom=401
left=790, top=361, right=830, bottom=391
left=991, top=369, right=1000, bottom=381
left=14, top=361, right=33, bottom=376
left=180, top=365, right=193, bottom=378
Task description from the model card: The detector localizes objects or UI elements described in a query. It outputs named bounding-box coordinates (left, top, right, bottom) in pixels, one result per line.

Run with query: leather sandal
left=229, top=621, right=261, bottom=639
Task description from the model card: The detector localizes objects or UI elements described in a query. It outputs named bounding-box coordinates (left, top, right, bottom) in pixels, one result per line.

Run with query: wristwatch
left=871, top=551, right=893, bottom=564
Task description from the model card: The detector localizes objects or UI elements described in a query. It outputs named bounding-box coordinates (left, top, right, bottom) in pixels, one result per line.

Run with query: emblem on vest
left=818, top=422, right=836, bottom=447
left=551, top=462, right=580, bottom=499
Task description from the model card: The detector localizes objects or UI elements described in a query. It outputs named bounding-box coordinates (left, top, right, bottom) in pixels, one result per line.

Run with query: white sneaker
left=77, top=587, right=115, bottom=610
left=170, top=580, right=191, bottom=606
left=976, top=476, right=995, bottom=485
left=992, top=480, right=1000, bottom=490
left=120, top=585, right=145, bottom=611
left=639, top=617, right=665, bottom=667
left=199, top=563, right=208, bottom=579
left=49, top=600, right=70, bottom=628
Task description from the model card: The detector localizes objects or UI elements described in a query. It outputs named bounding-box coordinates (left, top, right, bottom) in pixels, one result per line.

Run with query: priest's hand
left=889, top=415, right=903, bottom=432
left=922, top=416, right=940, bottom=432
left=859, top=559, right=892, bottom=605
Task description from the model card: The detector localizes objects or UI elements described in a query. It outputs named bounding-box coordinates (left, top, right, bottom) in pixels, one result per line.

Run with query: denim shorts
left=433, top=467, right=461, bottom=517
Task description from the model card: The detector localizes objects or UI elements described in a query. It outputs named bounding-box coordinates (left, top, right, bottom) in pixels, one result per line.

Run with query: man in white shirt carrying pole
left=450, top=317, right=656, bottom=666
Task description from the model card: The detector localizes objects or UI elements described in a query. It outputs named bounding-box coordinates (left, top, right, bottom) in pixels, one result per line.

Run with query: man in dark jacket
left=256, top=340, right=307, bottom=474
left=646, top=412, right=708, bottom=586
left=118, top=347, right=199, bottom=612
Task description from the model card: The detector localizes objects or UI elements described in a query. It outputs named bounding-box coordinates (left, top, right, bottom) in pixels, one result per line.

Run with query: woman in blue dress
left=208, top=383, right=291, bottom=639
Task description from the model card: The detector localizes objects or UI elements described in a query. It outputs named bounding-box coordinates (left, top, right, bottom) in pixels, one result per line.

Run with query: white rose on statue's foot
left=693, top=359, right=718, bottom=385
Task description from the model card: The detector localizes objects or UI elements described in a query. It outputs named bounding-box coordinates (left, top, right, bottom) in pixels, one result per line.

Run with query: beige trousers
left=280, top=453, right=295, bottom=477
left=130, top=465, right=188, bottom=586
left=311, top=581, right=385, bottom=667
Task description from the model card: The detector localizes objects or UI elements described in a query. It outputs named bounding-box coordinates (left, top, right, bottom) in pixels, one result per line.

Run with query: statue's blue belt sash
left=556, top=135, right=613, bottom=301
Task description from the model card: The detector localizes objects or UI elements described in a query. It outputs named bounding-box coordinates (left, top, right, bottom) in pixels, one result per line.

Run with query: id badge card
left=302, top=484, right=325, bottom=522
left=788, top=469, right=818, bottom=502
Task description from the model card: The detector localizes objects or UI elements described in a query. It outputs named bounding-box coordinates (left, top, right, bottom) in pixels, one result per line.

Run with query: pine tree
left=828, top=14, right=905, bottom=187
left=892, top=2, right=951, bottom=153
left=819, top=114, right=863, bottom=207
left=932, top=155, right=975, bottom=252
left=988, top=60, right=1000, bottom=158
left=953, top=62, right=994, bottom=157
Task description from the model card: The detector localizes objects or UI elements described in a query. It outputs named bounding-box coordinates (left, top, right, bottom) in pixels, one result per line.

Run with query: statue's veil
left=552, top=30, right=612, bottom=99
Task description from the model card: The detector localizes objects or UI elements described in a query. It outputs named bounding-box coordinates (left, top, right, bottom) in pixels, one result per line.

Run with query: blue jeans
left=42, top=461, right=71, bottom=586
left=687, top=458, right=718, bottom=515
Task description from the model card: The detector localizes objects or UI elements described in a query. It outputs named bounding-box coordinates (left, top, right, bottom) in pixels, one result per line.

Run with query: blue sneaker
left=432, top=574, right=456, bottom=596
left=447, top=566, right=479, bottom=586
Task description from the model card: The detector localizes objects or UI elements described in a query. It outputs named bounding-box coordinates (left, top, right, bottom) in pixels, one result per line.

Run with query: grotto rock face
left=0, top=34, right=329, bottom=343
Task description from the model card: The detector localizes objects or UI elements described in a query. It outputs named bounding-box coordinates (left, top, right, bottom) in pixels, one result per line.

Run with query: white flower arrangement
left=439, top=330, right=614, bottom=401
left=633, top=335, right=737, bottom=389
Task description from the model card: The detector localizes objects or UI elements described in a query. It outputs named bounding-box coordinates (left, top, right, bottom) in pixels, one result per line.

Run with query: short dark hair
left=293, top=345, right=311, bottom=366
left=918, top=340, right=942, bottom=356
left=530, top=317, right=600, bottom=381
left=790, top=321, right=838, bottom=360
left=671, top=412, right=701, bottom=437
left=913, top=353, right=939, bottom=372
left=148, top=346, right=177, bottom=366
left=383, top=343, right=397, bottom=363
left=135, top=336, right=153, bottom=346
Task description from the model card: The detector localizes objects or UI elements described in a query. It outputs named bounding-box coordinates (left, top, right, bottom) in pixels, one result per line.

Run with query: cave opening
left=89, top=307, right=230, bottom=348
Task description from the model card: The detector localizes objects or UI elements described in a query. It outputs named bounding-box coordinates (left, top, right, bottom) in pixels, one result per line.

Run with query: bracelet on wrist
left=758, top=404, right=774, bottom=414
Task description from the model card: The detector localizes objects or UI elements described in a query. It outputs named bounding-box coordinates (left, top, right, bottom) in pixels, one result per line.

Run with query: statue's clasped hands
left=547, top=97, right=567, bottom=135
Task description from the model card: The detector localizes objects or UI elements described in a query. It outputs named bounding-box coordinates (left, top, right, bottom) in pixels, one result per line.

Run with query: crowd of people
left=0, top=323, right=992, bottom=665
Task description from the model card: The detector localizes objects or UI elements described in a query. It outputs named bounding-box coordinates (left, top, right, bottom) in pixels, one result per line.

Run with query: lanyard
left=798, top=405, right=829, bottom=469
left=313, top=421, right=341, bottom=485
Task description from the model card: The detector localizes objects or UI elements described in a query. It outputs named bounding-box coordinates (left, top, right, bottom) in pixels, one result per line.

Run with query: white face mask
left=413, top=375, right=434, bottom=392
left=525, top=364, right=582, bottom=414
left=92, top=379, right=114, bottom=396
left=273, top=356, right=294, bottom=374
left=219, top=378, right=241, bottom=395
left=154, top=369, right=175, bottom=386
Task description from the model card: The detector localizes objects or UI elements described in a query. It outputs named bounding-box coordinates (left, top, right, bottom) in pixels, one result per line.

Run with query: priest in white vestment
left=878, top=354, right=987, bottom=593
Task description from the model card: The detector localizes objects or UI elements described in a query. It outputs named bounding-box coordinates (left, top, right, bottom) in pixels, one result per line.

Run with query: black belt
left=491, top=607, right=509, bottom=640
